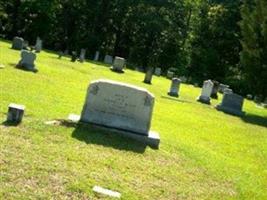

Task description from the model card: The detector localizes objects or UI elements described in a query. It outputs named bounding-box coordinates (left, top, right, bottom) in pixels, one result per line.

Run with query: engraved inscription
left=90, top=85, right=99, bottom=95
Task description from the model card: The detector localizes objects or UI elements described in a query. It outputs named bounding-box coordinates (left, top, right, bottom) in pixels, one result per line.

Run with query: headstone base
left=168, top=92, right=179, bottom=97
left=216, top=105, right=245, bottom=116
left=68, top=114, right=160, bottom=149
left=90, top=123, right=160, bottom=149
left=197, top=96, right=211, bottom=104
left=110, top=66, right=124, bottom=73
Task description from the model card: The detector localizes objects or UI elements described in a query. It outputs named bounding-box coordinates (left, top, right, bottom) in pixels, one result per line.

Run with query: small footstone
left=44, top=120, right=61, bottom=125
left=0, top=64, right=5, bottom=69
left=7, top=103, right=25, bottom=124
left=93, top=186, right=121, bottom=198
left=68, top=114, right=80, bottom=123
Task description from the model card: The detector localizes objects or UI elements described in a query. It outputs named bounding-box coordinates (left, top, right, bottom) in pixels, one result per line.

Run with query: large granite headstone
left=35, top=37, right=42, bottom=53
left=168, top=78, right=181, bottom=97
left=111, top=56, right=125, bottom=72
left=104, top=55, right=113, bottom=64
left=216, top=93, right=245, bottom=116
left=144, top=67, right=154, bottom=84
left=197, top=80, right=214, bottom=104
left=17, top=50, right=37, bottom=72
left=7, top=103, right=25, bottom=124
left=12, top=37, right=24, bottom=50
left=80, top=79, right=160, bottom=148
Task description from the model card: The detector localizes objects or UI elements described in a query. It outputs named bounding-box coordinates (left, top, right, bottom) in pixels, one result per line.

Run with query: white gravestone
left=12, top=37, right=24, bottom=50
left=104, top=55, right=113, bottom=64
left=168, top=78, right=181, bottom=97
left=35, top=37, right=42, bottom=53
left=94, top=51, right=100, bottom=61
left=216, top=93, right=245, bottom=116
left=79, top=49, right=86, bottom=62
left=111, top=56, right=125, bottom=72
left=17, top=50, right=37, bottom=71
left=197, top=80, right=214, bottom=104
left=154, top=68, right=161, bottom=76
left=80, top=79, right=160, bottom=148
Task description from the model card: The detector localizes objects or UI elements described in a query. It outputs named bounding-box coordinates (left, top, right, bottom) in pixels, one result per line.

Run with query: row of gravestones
left=167, top=78, right=244, bottom=116
left=6, top=78, right=244, bottom=151
left=6, top=79, right=160, bottom=149
left=12, top=36, right=43, bottom=72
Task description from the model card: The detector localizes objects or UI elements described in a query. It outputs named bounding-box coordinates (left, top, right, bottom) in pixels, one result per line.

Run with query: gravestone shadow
left=1, top=120, right=20, bottom=127
left=9, top=63, right=38, bottom=73
left=71, top=123, right=147, bottom=153
left=241, top=114, right=267, bottom=128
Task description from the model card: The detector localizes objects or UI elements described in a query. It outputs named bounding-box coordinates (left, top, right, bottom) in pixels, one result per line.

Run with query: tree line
left=0, top=0, right=266, bottom=100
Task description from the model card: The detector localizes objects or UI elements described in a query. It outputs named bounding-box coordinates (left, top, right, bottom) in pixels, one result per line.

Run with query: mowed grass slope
left=0, top=40, right=267, bottom=200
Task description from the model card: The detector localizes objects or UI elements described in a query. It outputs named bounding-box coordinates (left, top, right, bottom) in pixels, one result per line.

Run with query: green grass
left=0, top=39, right=267, bottom=200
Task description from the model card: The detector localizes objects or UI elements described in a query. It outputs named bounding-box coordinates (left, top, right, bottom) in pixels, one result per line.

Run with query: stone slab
left=216, top=93, right=245, bottom=116
left=90, top=123, right=160, bottom=149
left=93, top=186, right=121, bottom=198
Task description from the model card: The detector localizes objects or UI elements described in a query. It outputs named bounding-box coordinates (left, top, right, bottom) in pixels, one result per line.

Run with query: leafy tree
left=240, top=0, right=267, bottom=100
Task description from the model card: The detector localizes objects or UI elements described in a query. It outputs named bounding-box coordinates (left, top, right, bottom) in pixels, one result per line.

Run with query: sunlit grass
left=0, top=40, right=267, bottom=199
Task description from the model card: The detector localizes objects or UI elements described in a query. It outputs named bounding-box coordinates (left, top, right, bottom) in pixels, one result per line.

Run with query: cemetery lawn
left=1, top=39, right=267, bottom=200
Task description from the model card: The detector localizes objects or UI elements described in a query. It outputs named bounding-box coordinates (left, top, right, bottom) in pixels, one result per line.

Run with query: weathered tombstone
left=246, top=94, right=253, bottom=100
left=94, top=51, right=100, bottom=61
left=7, top=103, right=25, bottom=124
left=166, top=70, right=174, bottom=79
left=79, top=49, right=86, bottom=62
left=144, top=67, right=154, bottom=84
left=80, top=79, right=160, bottom=148
left=216, top=93, right=245, bottom=116
left=179, top=76, right=187, bottom=83
left=71, top=51, right=77, bottom=62
left=211, top=80, right=220, bottom=99
left=17, top=50, right=37, bottom=71
left=168, top=78, right=181, bottom=97
left=12, top=37, right=24, bottom=50
left=111, top=56, right=125, bottom=72
left=104, top=55, right=113, bottom=64
left=197, top=80, right=214, bottom=104
left=35, top=37, right=42, bottom=53
left=154, top=68, right=161, bottom=76
left=219, top=84, right=230, bottom=93
left=224, top=88, right=233, bottom=94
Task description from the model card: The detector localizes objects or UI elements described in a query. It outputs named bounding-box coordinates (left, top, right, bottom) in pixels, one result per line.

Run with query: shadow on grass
left=71, top=123, right=146, bottom=153
left=1, top=120, right=20, bottom=127
left=161, top=95, right=194, bottom=104
left=9, top=63, right=38, bottom=73
left=241, top=114, right=267, bottom=128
